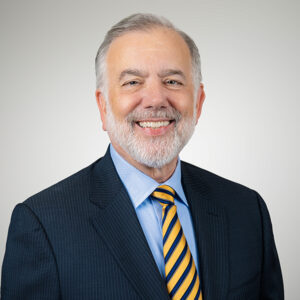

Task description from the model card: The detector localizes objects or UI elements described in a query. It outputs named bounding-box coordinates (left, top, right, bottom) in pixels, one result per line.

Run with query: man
left=1, top=13, right=283, bottom=299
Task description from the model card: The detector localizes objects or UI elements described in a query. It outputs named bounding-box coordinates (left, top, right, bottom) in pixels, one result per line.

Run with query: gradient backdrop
left=1, top=0, right=299, bottom=298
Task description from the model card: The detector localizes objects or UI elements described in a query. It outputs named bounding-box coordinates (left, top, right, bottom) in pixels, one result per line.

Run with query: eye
left=165, top=79, right=182, bottom=86
left=122, top=80, right=139, bottom=86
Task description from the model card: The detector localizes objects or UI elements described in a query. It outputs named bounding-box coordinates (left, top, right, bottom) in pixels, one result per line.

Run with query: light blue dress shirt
left=110, top=144, right=199, bottom=278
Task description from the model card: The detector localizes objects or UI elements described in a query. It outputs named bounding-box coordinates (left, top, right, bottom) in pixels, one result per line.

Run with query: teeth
left=138, top=121, right=170, bottom=128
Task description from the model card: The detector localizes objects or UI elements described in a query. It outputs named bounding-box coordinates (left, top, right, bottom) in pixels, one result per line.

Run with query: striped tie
left=152, top=185, right=202, bottom=300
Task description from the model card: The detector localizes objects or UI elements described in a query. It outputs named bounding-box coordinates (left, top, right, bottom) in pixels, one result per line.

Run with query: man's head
left=95, top=14, right=202, bottom=95
left=95, top=13, right=205, bottom=170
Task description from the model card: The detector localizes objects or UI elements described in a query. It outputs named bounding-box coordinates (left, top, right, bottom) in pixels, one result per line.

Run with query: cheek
left=110, top=94, right=141, bottom=119
left=171, top=96, right=195, bottom=118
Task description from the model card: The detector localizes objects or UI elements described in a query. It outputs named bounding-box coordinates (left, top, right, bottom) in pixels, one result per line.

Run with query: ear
left=195, top=83, right=206, bottom=125
left=95, top=89, right=107, bottom=131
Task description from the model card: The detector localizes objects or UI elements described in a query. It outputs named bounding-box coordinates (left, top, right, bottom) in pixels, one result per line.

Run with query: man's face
left=97, top=27, right=205, bottom=168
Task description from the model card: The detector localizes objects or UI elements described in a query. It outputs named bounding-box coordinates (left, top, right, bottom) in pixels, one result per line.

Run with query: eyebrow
left=119, top=68, right=186, bottom=82
left=119, top=69, right=149, bottom=81
left=158, top=69, right=186, bottom=80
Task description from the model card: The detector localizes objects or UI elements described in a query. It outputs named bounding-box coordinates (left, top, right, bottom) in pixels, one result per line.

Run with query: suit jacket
left=1, top=148, right=284, bottom=300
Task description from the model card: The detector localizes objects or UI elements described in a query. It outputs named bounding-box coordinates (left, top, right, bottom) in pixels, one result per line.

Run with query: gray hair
left=95, top=13, right=202, bottom=95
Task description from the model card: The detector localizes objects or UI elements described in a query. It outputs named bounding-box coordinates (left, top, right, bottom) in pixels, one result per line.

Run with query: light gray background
left=1, top=0, right=299, bottom=297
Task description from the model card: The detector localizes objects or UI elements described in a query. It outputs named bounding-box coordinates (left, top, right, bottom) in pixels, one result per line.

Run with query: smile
left=137, top=120, right=173, bottom=128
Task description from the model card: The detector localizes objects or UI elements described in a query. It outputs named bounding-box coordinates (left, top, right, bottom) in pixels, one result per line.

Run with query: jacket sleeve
left=256, top=192, right=284, bottom=299
left=1, top=203, right=60, bottom=300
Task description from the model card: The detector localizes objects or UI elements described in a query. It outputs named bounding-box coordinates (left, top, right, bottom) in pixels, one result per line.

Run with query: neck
left=111, top=142, right=178, bottom=183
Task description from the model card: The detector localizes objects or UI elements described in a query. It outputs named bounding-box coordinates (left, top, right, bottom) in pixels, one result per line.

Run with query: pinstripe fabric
left=1, top=148, right=283, bottom=299
left=152, top=185, right=202, bottom=300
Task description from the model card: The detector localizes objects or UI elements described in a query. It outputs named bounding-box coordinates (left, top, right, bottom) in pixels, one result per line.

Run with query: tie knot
left=151, top=185, right=176, bottom=207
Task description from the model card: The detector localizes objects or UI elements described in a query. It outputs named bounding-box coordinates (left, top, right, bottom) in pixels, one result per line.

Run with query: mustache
left=126, top=107, right=181, bottom=123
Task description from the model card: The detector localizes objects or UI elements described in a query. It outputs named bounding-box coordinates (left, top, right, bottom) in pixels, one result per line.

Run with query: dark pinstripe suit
left=1, top=148, right=284, bottom=299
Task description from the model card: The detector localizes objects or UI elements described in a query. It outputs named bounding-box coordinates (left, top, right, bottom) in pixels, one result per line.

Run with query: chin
left=106, top=104, right=196, bottom=169
left=121, top=133, right=185, bottom=169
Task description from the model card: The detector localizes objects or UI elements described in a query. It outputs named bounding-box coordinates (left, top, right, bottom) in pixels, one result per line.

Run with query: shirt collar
left=109, top=144, right=188, bottom=208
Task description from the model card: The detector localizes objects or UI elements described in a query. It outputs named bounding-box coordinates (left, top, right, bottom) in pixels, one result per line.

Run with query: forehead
left=106, top=27, right=192, bottom=75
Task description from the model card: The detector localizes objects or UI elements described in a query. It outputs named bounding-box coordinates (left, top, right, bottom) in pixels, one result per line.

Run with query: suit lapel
left=181, top=162, right=229, bottom=300
left=89, top=149, right=169, bottom=300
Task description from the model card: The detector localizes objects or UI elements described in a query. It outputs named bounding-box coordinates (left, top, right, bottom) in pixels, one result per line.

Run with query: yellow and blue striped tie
left=152, top=185, right=202, bottom=300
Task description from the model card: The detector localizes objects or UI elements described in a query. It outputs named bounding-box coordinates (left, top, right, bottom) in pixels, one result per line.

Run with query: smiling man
left=96, top=25, right=203, bottom=182
left=1, top=14, right=283, bottom=300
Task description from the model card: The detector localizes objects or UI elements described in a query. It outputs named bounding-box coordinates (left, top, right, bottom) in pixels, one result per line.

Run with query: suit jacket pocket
left=228, top=273, right=260, bottom=300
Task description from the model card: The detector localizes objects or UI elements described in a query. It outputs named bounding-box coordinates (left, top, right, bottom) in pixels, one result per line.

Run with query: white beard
left=105, top=101, right=197, bottom=169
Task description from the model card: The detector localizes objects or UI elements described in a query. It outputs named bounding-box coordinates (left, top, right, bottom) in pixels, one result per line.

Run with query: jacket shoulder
left=23, top=157, right=102, bottom=210
left=181, top=160, right=253, bottom=191
left=181, top=160, right=259, bottom=207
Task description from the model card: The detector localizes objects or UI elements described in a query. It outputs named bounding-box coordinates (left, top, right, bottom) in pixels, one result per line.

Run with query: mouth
left=134, top=119, right=175, bottom=137
left=136, top=120, right=175, bottom=129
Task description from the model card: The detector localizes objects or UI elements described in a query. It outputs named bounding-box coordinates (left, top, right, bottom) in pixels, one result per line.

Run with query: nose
left=141, top=79, right=169, bottom=109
